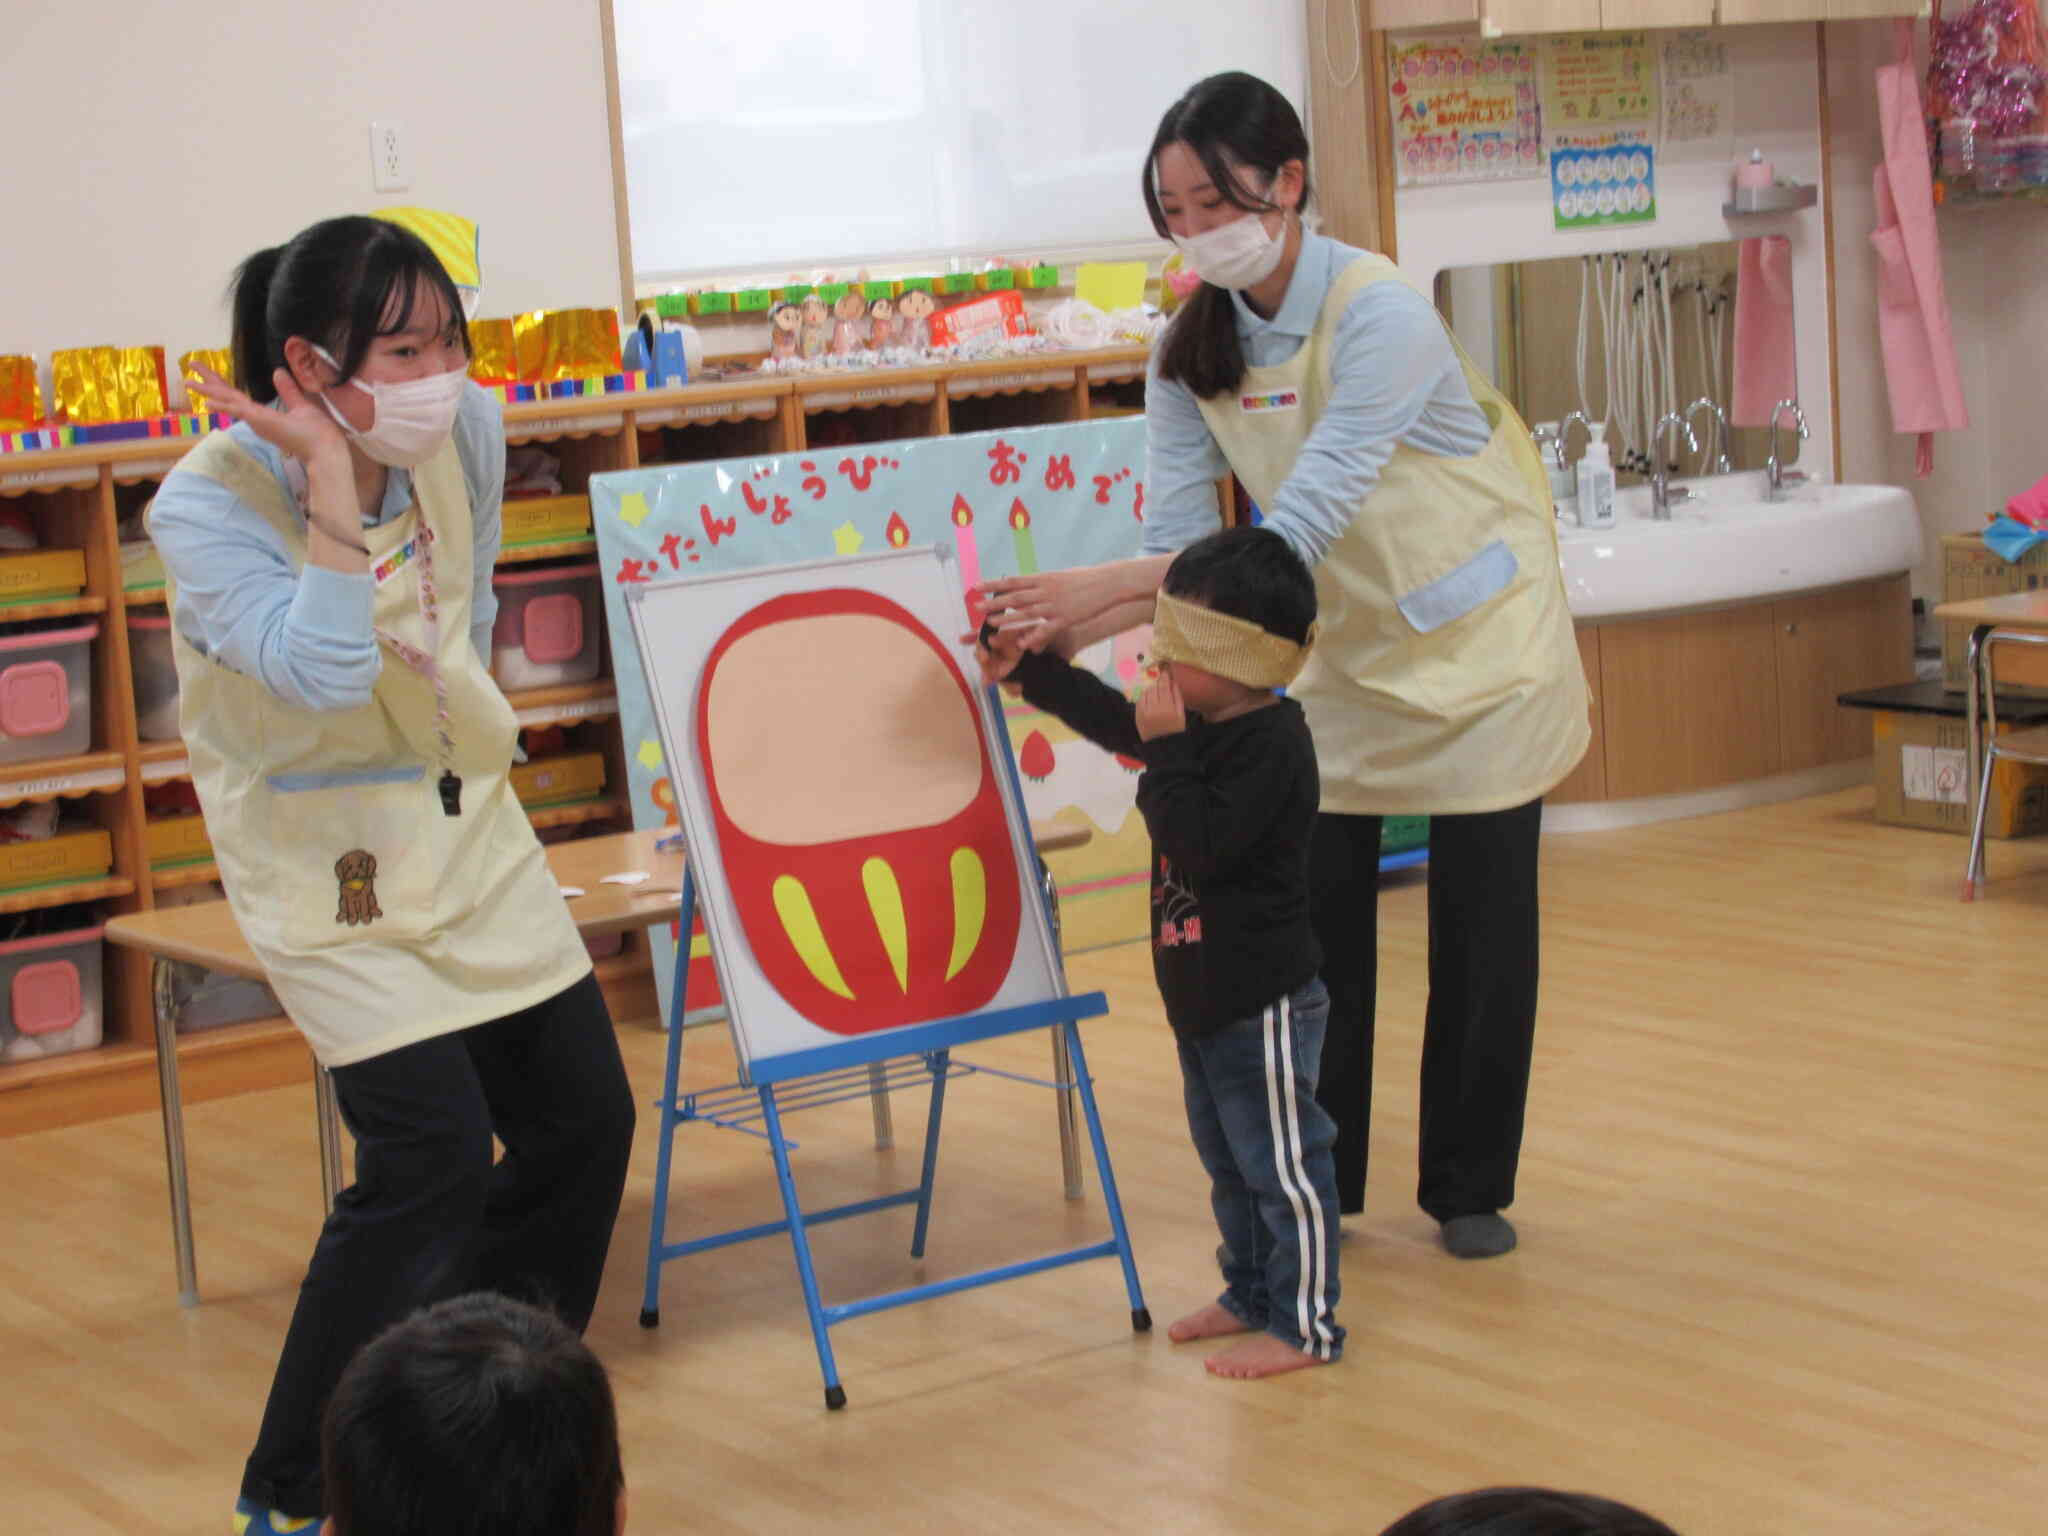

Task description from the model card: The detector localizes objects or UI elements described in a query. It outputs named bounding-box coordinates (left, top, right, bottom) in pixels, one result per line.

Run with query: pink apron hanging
left=1873, top=17, right=1969, bottom=478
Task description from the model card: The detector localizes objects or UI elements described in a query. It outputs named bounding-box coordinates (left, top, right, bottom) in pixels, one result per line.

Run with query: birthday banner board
left=590, top=416, right=1153, bottom=1028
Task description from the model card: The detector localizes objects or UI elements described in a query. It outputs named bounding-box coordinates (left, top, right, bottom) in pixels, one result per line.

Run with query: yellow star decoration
left=636, top=739, right=665, bottom=772
left=833, top=521, right=864, bottom=556
left=617, top=491, right=652, bottom=528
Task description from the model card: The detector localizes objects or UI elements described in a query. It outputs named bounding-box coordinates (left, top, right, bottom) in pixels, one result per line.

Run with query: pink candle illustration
left=951, top=494, right=983, bottom=619
left=1008, top=497, right=1038, bottom=575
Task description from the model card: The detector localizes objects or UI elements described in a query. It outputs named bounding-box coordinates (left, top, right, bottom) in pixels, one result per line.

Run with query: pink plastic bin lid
left=524, top=593, right=586, bottom=665
left=13, top=959, right=82, bottom=1035
left=128, top=613, right=171, bottom=631
left=0, top=659, right=71, bottom=737
left=0, top=621, right=98, bottom=653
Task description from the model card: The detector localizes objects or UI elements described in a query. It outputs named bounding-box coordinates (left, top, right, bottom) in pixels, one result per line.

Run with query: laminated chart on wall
left=1385, top=35, right=1544, bottom=188
left=590, top=417, right=1152, bottom=1029
left=1540, top=33, right=1660, bottom=231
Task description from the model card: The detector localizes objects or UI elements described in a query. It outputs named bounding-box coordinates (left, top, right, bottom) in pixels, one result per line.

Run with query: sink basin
left=1555, top=474, right=1923, bottom=620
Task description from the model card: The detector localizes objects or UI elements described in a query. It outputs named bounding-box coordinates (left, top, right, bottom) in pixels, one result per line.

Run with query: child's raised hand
left=1135, top=669, right=1186, bottom=741
left=962, top=620, right=1025, bottom=691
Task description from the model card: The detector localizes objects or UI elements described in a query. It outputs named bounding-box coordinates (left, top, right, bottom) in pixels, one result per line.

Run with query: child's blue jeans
left=1176, top=976, right=1344, bottom=1361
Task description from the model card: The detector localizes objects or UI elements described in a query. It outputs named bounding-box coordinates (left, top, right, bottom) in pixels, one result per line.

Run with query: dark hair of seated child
left=321, top=1292, right=623, bottom=1536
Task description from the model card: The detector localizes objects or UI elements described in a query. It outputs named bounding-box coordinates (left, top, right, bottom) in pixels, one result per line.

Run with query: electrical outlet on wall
left=370, top=120, right=409, bottom=192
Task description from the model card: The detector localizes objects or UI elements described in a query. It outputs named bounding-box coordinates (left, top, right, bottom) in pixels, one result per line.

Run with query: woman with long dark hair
left=153, top=216, right=634, bottom=1535
left=980, top=72, right=1587, bottom=1269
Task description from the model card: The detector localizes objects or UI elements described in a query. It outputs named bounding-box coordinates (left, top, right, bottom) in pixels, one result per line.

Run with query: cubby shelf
left=0, top=345, right=1150, bottom=1136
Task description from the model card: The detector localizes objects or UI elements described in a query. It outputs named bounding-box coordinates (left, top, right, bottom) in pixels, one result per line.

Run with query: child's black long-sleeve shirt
left=1012, top=648, right=1321, bottom=1036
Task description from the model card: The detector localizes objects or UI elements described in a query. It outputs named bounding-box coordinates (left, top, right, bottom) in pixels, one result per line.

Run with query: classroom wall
left=2, top=0, right=620, bottom=404
left=1825, top=11, right=2048, bottom=600
left=1393, top=25, right=1835, bottom=487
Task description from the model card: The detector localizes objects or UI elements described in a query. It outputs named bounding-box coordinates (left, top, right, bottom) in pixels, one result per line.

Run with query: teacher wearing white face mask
left=152, top=216, right=634, bottom=1536
left=979, top=73, right=1588, bottom=1263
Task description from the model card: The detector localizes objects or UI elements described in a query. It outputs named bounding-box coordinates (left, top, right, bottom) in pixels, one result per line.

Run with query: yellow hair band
left=1150, top=591, right=1316, bottom=690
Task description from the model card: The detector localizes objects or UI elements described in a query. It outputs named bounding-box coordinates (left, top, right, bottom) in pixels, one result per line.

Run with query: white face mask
left=312, top=344, right=466, bottom=469
left=1171, top=208, right=1287, bottom=292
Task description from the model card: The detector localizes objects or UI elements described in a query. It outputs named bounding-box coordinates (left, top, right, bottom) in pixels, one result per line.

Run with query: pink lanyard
left=372, top=523, right=463, bottom=816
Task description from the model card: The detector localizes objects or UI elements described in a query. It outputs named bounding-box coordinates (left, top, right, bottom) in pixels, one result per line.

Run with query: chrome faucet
left=1766, top=399, right=1809, bottom=500
left=1684, top=397, right=1733, bottom=475
left=1649, top=412, right=1699, bottom=520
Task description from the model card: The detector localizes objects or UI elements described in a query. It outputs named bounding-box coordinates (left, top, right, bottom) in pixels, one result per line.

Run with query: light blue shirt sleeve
left=151, top=382, right=508, bottom=711
left=453, top=384, right=505, bottom=662
left=149, top=454, right=382, bottom=713
left=1139, top=356, right=1230, bottom=559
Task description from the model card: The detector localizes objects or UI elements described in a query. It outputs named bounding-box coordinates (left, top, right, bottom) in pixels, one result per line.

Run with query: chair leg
left=760, top=1083, right=847, bottom=1408
left=910, top=1050, right=949, bottom=1259
left=1963, top=747, right=1998, bottom=902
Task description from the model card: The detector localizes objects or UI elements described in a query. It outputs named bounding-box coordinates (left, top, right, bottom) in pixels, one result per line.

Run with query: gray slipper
left=1440, top=1212, right=1517, bottom=1259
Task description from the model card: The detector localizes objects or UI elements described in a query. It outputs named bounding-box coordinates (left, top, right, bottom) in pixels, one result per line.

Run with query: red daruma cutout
left=697, top=588, right=1021, bottom=1034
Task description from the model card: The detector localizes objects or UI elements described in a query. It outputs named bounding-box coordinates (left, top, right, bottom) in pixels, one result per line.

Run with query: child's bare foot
left=1167, top=1301, right=1250, bottom=1343
left=1205, top=1333, right=1329, bottom=1379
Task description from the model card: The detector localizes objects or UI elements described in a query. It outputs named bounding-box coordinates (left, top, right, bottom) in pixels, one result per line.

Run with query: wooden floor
left=6, top=787, right=2048, bottom=1536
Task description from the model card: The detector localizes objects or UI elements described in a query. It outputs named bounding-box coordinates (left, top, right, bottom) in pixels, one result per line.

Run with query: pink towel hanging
left=1873, top=17, right=1969, bottom=477
left=1730, top=235, right=1797, bottom=428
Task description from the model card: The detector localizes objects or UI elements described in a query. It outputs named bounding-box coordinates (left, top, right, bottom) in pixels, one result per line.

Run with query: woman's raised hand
left=187, top=363, right=351, bottom=468
left=975, top=566, right=1120, bottom=649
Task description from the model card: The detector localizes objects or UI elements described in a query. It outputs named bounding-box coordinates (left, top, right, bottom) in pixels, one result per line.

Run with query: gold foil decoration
left=0, top=357, right=42, bottom=431
left=51, top=346, right=169, bottom=424
left=512, top=309, right=622, bottom=382
left=178, top=348, right=233, bottom=405
left=467, top=318, right=518, bottom=384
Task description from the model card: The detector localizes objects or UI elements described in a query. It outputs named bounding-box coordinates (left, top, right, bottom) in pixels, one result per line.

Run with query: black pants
left=241, top=972, right=635, bottom=1518
left=1309, top=798, right=1542, bottom=1222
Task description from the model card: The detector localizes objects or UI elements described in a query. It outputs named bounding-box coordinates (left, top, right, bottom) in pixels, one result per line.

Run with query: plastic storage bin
left=0, top=923, right=104, bottom=1062
left=491, top=563, right=601, bottom=689
left=128, top=611, right=181, bottom=741
left=0, top=621, right=96, bottom=763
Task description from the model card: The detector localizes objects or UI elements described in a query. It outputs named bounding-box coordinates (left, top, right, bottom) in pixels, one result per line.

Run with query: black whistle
left=438, top=770, right=463, bottom=817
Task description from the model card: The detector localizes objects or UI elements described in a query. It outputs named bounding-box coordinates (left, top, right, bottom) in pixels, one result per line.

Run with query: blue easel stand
left=638, top=696, right=1151, bottom=1407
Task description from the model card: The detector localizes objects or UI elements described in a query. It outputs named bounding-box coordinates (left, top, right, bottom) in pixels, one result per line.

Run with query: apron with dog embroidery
left=156, top=433, right=588, bottom=1067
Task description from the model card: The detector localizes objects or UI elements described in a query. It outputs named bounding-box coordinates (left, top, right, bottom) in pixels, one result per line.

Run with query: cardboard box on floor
left=1940, top=533, right=2048, bottom=695
left=1842, top=681, right=2048, bottom=838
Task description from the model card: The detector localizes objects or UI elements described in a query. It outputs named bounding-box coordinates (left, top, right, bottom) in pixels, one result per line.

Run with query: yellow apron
left=1195, top=254, right=1589, bottom=815
left=157, top=435, right=590, bottom=1067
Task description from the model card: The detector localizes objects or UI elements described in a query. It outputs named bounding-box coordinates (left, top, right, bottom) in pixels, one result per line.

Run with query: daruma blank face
left=696, top=589, right=1022, bottom=1032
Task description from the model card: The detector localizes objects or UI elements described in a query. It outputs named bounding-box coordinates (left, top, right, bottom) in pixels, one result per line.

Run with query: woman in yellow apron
left=153, top=217, right=635, bottom=1536
left=981, top=73, right=1588, bottom=1263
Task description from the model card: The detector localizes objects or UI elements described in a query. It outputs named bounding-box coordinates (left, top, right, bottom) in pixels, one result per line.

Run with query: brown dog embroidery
left=335, top=849, right=382, bottom=926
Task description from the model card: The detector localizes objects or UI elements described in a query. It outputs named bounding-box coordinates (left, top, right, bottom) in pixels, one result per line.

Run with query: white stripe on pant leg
left=1264, top=995, right=1332, bottom=1358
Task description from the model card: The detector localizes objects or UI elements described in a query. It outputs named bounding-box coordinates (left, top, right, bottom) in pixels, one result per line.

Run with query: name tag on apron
left=372, top=538, right=419, bottom=587
left=1239, top=389, right=1301, bottom=415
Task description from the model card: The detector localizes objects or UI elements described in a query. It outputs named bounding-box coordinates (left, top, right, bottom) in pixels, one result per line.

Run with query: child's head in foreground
left=1375, top=1486, right=1682, bottom=1536
left=1152, top=524, right=1318, bottom=716
left=322, top=1292, right=624, bottom=1536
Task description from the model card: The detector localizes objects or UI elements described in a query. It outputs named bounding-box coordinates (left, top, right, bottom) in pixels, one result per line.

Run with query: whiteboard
left=626, top=545, right=1066, bottom=1078
left=614, top=0, right=1309, bottom=281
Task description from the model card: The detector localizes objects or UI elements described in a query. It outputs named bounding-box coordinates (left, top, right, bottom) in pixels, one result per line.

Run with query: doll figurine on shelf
left=866, top=294, right=897, bottom=350
left=895, top=287, right=937, bottom=352
left=797, top=293, right=832, bottom=359
left=768, top=301, right=801, bottom=361
left=828, top=288, right=868, bottom=355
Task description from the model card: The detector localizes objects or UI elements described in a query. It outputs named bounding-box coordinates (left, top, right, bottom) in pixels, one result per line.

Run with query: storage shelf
left=0, top=1036, right=154, bottom=1093
left=123, top=584, right=166, bottom=607
left=506, top=682, right=619, bottom=728
left=497, top=537, right=597, bottom=566
left=0, top=751, right=126, bottom=804
left=137, top=742, right=190, bottom=783
left=526, top=796, right=626, bottom=831
left=593, top=950, right=649, bottom=988
left=0, top=874, right=135, bottom=916
left=0, top=594, right=106, bottom=623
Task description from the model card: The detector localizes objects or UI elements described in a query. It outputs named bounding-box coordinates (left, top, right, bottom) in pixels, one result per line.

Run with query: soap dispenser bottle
left=1577, top=422, right=1616, bottom=529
